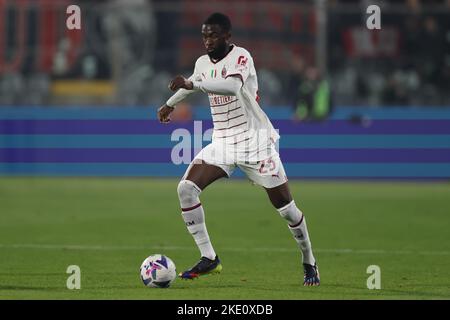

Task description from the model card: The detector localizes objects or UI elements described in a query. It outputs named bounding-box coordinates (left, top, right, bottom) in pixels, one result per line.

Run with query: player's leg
left=265, top=182, right=320, bottom=286
left=240, top=155, right=319, bottom=285
left=265, top=182, right=317, bottom=267
left=177, top=160, right=229, bottom=279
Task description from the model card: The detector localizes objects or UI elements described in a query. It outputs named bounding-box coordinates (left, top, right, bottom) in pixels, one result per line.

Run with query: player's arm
left=157, top=74, right=198, bottom=123
left=193, top=76, right=242, bottom=96
left=179, top=51, right=251, bottom=96
left=169, top=75, right=242, bottom=96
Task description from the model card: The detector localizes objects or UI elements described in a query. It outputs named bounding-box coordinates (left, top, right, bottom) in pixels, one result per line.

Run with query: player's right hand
left=157, top=104, right=175, bottom=124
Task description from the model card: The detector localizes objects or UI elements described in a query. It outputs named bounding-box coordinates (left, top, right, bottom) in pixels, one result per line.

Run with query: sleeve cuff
left=165, top=98, right=177, bottom=108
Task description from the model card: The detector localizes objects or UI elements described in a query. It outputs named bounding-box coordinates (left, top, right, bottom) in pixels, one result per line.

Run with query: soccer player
left=157, top=13, right=320, bottom=286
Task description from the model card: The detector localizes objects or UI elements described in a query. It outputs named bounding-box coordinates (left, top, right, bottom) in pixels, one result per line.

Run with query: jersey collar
left=209, top=44, right=235, bottom=64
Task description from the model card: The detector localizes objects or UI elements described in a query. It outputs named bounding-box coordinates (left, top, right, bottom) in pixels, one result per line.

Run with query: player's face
left=201, top=24, right=230, bottom=60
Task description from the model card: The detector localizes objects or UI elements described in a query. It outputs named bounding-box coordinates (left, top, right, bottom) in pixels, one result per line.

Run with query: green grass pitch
left=0, top=177, right=449, bottom=299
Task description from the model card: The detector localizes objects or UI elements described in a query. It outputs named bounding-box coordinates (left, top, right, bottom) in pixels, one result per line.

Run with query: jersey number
left=259, top=157, right=276, bottom=174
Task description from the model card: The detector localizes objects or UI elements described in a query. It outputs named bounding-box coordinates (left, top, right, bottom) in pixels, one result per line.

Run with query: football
left=139, top=254, right=177, bottom=288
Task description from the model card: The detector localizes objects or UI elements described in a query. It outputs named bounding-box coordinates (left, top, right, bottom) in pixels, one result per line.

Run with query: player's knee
left=177, top=180, right=202, bottom=206
left=270, top=194, right=293, bottom=210
left=277, top=200, right=302, bottom=225
left=266, top=183, right=293, bottom=209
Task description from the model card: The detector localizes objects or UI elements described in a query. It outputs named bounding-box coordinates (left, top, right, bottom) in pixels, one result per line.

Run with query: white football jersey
left=192, top=45, right=280, bottom=162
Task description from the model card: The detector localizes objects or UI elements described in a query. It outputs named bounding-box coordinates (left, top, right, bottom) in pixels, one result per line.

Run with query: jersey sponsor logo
left=208, top=94, right=236, bottom=107
left=237, top=55, right=248, bottom=66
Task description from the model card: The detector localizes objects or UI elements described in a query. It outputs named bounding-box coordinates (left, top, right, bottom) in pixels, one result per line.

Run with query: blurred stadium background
left=0, top=0, right=449, bottom=178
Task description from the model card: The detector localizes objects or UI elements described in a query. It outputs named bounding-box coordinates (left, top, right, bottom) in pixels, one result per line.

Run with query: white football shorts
left=182, top=142, right=288, bottom=189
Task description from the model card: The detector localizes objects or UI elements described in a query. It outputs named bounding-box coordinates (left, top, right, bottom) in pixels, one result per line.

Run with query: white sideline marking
left=0, top=243, right=449, bottom=256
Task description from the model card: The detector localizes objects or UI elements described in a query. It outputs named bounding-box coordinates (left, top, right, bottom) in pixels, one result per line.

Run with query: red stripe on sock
left=181, top=203, right=202, bottom=212
left=289, top=215, right=304, bottom=228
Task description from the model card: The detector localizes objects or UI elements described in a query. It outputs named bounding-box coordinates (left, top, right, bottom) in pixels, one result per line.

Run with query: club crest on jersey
left=237, top=55, right=248, bottom=67
left=221, top=66, right=227, bottom=78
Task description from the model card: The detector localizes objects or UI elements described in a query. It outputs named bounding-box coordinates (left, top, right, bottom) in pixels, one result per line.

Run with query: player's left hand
left=169, top=75, right=194, bottom=91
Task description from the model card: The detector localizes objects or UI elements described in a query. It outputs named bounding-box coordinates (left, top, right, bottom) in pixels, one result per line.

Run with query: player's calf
left=177, top=180, right=217, bottom=261
left=277, top=200, right=319, bottom=285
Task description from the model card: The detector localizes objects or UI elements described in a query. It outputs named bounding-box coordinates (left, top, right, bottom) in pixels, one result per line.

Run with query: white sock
left=277, top=200, right=316, bottom=266
left=178, top=180, right=216, bottom=260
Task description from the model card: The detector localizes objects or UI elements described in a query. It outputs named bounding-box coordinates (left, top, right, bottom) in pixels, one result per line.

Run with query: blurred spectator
left=402, top=15, right=422, bottom=65
left=289, top=58, right=333, bottom=121
left=102, top=0, right=156, bottom=104
left=419, top=16, right=445, bottom=85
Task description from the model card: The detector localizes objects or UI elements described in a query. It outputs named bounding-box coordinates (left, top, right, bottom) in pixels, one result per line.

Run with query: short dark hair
left=204, top=12, right=232, bottom=33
